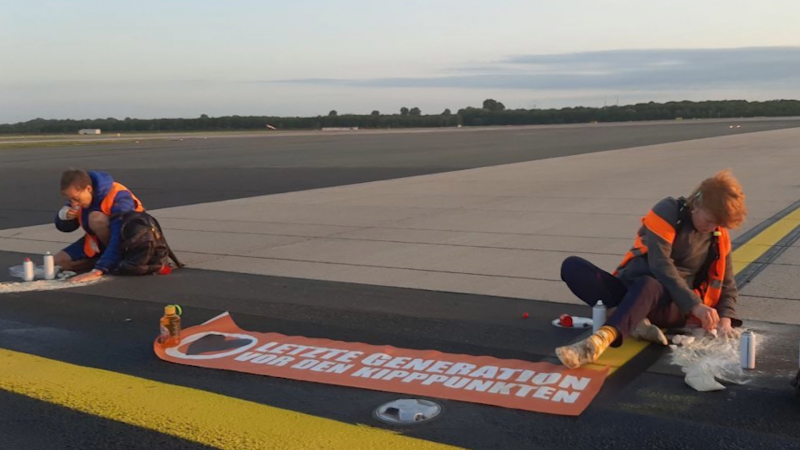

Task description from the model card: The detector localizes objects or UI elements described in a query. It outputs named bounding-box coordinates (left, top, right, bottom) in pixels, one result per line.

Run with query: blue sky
left=1, top=0, right=799, bottom=123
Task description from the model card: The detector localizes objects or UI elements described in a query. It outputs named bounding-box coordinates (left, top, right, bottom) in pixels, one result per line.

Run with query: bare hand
left=691, top=304, right=720, bottom=331
left=66, top=207, right=79, bottom=220
left=69, top=270, right=103, bottom=283
left=717, top=317, right=734, bottom=338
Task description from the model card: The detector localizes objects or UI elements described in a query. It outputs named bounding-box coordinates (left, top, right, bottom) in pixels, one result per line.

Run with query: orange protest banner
left=154, top=312, right=608, bottom=416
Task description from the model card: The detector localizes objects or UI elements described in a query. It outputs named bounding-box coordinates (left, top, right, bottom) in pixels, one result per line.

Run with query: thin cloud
left=277, top=47, right=800, bottom=91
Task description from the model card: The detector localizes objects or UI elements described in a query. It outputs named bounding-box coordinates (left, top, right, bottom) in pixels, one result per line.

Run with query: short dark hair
left=60, top=169, right=91, bottom=191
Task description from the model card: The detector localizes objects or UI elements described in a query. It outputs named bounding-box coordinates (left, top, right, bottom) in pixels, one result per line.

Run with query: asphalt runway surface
left=3, top=119, right=800, bottom=450
left=2, top=118, right=800, bottom=230
left=2, top=260, right=800, bottom=450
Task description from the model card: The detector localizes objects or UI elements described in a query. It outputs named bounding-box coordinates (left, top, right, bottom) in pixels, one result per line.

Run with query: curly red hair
left=687, top=169, right=747, bottom=229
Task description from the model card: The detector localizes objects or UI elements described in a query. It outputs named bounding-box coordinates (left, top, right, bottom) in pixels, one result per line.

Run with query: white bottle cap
left=595, top=300, right=604, bottom=307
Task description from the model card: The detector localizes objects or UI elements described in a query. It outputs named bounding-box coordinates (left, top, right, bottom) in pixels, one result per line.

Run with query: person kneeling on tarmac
left=54, top=169, right=145, bottom=283
left=555, top=169, right=746, bottom=369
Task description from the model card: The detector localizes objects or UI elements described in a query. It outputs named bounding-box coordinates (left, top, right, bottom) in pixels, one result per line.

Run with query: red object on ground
left=559, top=314, right=574, bottom=327
left=522, top=312, right=529, bottom=319
left=159, top=265, right=172, bottom=275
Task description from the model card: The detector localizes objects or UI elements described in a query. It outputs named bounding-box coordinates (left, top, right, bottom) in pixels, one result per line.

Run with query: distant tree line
left=3, top=99, right=800, bottom=134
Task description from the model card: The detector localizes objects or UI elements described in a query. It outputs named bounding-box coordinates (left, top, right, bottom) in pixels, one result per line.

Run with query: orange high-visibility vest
left=613, top=206, right=731, bottom=308
left=77, top=182, right=144, bottom=258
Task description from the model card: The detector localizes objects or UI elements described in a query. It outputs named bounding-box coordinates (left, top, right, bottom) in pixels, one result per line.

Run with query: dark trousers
left=560, top=256, right=685, bottom=345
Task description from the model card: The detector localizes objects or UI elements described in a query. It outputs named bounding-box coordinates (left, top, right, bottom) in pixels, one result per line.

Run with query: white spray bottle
left=592, top=300, right=606, bottom=333
left=22, top=258, right=35, bottom=282
left=43, top=251, right=55, bottom=280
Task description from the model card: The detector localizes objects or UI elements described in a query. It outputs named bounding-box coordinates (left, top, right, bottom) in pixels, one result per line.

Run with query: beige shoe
left=556, top=326, right=618, bottom=369
left=630, top=318, right=668, bottom=346
left=556, top=338, right=601, bottom=369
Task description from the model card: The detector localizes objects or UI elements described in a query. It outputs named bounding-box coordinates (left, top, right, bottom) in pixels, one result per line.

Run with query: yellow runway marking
left=589, top=340, right=649, bottom=374
left=0, top=349, right=461, bottom=450
left=732, top=208, right=800, bottom=267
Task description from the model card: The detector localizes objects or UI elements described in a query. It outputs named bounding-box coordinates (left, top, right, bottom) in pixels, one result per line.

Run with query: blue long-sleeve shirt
left=54, top=171, right=138, bottom=273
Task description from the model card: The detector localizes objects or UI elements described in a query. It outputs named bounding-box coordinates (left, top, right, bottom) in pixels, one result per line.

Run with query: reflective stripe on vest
left=643, top=209, right=676, bottom=243
left=613, top=208, right=730, bottom=308
left=77, top=183, right=145, bottom=258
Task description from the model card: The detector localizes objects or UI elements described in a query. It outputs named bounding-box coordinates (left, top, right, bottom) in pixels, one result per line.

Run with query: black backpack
left=116, top=211, right=184, bottom=275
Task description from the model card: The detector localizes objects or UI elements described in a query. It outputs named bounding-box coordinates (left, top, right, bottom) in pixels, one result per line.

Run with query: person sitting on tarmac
left=555, top=169, right=746, bottom=369
left=54, top=169, right=145, bottom=283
